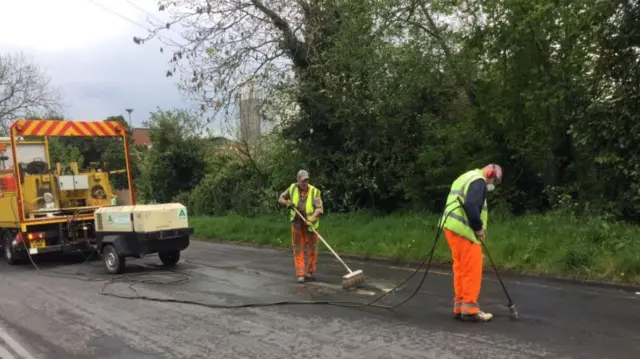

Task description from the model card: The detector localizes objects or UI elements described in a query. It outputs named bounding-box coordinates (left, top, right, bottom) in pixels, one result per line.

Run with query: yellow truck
left=0, top=118, right=192, bottom=273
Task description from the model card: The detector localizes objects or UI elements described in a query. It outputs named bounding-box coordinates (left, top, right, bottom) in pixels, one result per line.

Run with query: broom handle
left=291, top=206, right=354, bottom=273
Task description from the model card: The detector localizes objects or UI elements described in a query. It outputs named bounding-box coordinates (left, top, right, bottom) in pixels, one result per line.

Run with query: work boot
left=297, top=276, right=305, bottom=283
left=453, top=299, right=462, bottom=320
left=305, top=272, right=315, bottom=281
left=461, top=311, right=493, bottom=322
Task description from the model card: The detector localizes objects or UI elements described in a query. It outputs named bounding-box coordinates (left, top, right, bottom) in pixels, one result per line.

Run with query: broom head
left=342, top=269, right=365, bottom=289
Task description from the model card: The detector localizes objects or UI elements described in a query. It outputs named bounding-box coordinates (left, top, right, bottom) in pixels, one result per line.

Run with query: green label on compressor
left=178, top=209, right=187, bottom=220
left=113, top=213, right=131, bottom=227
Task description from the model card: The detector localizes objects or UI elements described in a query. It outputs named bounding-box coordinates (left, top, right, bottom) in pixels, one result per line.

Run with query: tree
left=138, top=108, right=207, bottom=203
left=568, top=0, right=640, bottom=218
left=0, top=52, right=63, bottom=133
left=132, top=0, right=387, bottom=125
left=134, top=0, right=429, bottom=210
left=129, top=0, right=640, bottom=221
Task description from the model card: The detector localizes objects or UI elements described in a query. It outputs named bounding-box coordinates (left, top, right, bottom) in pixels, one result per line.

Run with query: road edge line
left=0, top=345, right=17, bottom=359
left=0, top=327, right=36, bottom=359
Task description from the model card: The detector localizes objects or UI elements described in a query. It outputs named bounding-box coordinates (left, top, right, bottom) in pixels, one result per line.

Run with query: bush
left=187, top=132, right=306, bottom=217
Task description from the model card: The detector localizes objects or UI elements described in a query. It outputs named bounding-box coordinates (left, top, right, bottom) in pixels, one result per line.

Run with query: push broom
left=292, top=207, right=366, bottom=289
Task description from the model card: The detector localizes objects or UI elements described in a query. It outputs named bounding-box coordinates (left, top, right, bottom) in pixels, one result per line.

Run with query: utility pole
left=125, top=108, right=134, bottom=128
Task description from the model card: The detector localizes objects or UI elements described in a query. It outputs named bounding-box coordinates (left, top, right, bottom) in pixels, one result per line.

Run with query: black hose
left=18, top=205, right=462, bottom=311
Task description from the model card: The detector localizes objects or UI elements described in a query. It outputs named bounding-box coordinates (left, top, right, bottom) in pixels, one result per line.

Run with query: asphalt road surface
left=0, top=239, right=639, bottom=359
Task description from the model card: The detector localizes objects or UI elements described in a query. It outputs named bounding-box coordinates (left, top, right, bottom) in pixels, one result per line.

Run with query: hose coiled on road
left=17, top=205, right=462, bottom=311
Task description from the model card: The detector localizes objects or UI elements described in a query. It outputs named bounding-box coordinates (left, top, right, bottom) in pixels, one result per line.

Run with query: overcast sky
left=0, top=0, right=228, bottom=134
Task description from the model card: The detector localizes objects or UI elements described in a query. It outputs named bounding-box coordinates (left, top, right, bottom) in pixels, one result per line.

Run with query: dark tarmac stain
left=2, top=240, right=640, bottom=358
left=83, top=335, right=162, bottom=359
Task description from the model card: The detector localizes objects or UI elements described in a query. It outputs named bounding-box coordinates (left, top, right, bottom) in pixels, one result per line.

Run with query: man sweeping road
left=278, top=170, right=324, bottom=283
left=440, top=164, right=503, bottom=323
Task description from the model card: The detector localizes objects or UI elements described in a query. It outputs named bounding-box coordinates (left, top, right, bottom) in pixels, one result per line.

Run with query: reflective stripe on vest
left=288, top=183, right=320, bottom=231
left=439, top=169, right=488, bottom=243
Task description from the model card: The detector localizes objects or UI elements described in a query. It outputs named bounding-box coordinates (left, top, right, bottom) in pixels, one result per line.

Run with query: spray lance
left=454, top=197, right=519, bottom=320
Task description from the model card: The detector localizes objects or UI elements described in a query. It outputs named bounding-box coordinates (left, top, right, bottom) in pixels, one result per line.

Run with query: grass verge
left=190, top=211, right=640, bottom=285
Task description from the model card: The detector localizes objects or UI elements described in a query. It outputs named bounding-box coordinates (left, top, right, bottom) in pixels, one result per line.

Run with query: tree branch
left=0, top=52, right=63, bottom=132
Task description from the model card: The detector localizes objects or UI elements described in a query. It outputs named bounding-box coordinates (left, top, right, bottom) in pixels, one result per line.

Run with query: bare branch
left=0, top=51, right=64, bottom=132
left=234, top=135, right=266, bottom=179
left=399, top=1, right=478, bottom=107
left=132, top=0, right=418, bottom=130
left=131, top=0, right=312, bottom=126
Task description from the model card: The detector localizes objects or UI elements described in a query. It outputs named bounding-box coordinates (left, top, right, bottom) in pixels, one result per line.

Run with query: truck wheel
left=2, top=230, right=22, bottom=265
left=103, top=244, right=125, bottom=274
left=158, top=250, right=180, bottom=266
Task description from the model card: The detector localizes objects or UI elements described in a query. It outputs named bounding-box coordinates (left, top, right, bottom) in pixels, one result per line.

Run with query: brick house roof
left=131, top=128, right=151, bottom=147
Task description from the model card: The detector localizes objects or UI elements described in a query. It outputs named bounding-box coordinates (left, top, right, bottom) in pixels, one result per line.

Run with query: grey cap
left=297, top=169, right=309, bottom=181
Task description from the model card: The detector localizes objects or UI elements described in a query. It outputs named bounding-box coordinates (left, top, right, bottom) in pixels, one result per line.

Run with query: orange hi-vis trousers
left=291, top=224, right=319, bottom=277
left=444, top=229, right=483, bottom=315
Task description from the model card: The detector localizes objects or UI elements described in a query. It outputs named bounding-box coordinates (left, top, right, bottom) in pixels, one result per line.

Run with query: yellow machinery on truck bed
left=0, top=119, right=192, bottom=273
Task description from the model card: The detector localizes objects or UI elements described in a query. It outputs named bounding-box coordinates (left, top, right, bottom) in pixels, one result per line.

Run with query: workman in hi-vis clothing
left=440, top=164, right=503, bottom=322
left=278, top=170, right=324, bottom=283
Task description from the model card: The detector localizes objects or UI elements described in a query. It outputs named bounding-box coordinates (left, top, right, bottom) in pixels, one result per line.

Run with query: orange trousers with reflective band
left=291, top=224, right=319, bottom=276
left=444, top=229, right=483, bottom=315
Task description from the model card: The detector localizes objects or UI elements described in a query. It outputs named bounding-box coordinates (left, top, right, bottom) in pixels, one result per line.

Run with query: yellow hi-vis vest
left=439, top=169, right=488, bottom=244
left=288, top=183, right=320, bottom=231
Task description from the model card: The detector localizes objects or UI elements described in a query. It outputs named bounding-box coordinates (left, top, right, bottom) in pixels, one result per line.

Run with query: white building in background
left=237, top=78, right=300, bottom=144
left=237, top=79, right=264, bottom=144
